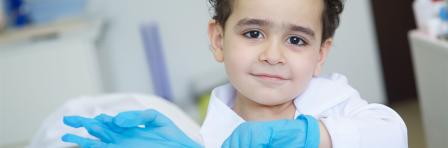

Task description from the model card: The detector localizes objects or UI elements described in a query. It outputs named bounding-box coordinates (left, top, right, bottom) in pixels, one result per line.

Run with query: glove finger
left=63, top=116, right=116, bottom=143
left=113, top=109, right=173, bottom=128
left=95, top=114, right=126, bottom=133
left=62, top=133, right=107, bottom=148
left=113, top=110, right=201, bottom=147
left=63, top=115, right=84, bottom=128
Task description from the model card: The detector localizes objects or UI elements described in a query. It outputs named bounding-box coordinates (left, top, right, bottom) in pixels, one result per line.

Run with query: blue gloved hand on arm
left=62, top=109, right=202, bottom=148
left=221, top=114, right=320, bottom=148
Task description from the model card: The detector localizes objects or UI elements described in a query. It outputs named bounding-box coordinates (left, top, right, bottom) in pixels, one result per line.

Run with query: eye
left=243, top=30, right=263, bottom=39
left=287, top=36, right=307, bottom=46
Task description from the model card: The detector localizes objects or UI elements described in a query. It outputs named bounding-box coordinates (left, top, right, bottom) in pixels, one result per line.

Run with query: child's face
left=208, top=0, right=333, bottom=106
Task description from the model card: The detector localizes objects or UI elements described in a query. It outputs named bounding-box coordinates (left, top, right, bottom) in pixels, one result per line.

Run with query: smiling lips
left=251, top=73, right=289, bottom=81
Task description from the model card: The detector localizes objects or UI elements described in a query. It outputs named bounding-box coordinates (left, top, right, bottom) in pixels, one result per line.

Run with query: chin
left=254, top=99, right=293, bottom=106
left=250, top=93, right=295, bottom=106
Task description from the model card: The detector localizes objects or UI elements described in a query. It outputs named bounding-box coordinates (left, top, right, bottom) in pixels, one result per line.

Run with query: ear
left=208, top=19, right=225, bottom=62
left=313, top=38, right=333, bottom=76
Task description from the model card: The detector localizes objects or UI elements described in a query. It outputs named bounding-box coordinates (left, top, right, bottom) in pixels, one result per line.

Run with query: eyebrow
left=236, top=18, right=270, bottom=27
left=288, top=25, right=315, bottom=39
left=235, top=18, right=316, bottom=39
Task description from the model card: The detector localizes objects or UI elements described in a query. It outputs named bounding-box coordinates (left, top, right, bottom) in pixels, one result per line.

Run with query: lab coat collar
left=199, top=84, right=245, bottom=148
left=294, top=74, right=357, bottom=117
left=199, top=73, right=357, bottom=148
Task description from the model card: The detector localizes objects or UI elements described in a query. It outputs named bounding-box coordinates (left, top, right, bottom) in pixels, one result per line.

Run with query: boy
left=62, top=0, right=408, bottom=147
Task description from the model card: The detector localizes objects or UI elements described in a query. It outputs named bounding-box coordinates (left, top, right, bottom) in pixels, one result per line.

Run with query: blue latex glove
left=221, top=114, right=320, bottom=148
left=62, top=109, right=202, bottom=148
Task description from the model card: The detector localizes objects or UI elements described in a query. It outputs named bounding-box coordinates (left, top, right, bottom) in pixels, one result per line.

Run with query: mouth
left=250, top=73, right=289, bottom=81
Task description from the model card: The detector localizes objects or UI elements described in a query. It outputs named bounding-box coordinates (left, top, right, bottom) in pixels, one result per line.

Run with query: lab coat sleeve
left=320, top=94, right=408, bottom=148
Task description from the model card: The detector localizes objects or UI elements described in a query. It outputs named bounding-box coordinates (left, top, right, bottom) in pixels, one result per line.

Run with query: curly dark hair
left=208, top=0, right=344, bottom=43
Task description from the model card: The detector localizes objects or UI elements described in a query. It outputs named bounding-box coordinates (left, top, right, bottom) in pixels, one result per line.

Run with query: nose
left=258, top=42, right=286, bottom=65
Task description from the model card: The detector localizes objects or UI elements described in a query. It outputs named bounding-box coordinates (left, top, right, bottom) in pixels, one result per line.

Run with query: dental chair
left=27, top=94, right=201, bottom=148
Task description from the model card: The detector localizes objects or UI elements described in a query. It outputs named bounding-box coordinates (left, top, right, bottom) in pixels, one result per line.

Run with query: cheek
left=223, top=40, right=255, bottom=80
left=223, top=37, right=260, bottom=69
left=287, top=52, right=320, bottom=80
left=285, top=58, right=316, bottom=98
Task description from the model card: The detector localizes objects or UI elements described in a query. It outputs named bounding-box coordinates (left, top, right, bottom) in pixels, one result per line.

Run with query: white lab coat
left=200, top=73, right=408, bottom=148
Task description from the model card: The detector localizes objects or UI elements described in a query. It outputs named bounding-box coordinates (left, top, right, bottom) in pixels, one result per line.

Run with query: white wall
left=88, top=0, right=223, bottom=105
left=322, top=0, right=386, bottom=103
left=90, top=0, right=386, bottom=105
left=0, top=24, right=103, bottom=146
left=0, top=0, right=388, bottom=146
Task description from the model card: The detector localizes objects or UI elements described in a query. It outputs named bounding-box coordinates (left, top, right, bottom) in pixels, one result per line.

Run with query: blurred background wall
left=87, top=0, right=386, bottom=105
left=2, top=0, right=433, bottom=147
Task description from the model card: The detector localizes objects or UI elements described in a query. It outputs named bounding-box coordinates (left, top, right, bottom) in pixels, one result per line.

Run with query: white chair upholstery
left=27, top=94, right=201, bottom=148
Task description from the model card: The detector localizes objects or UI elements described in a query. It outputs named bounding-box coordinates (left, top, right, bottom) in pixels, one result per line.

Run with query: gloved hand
left=62, top=109, right=202, bottom=148
left=221, top=114, right=320, bottom=148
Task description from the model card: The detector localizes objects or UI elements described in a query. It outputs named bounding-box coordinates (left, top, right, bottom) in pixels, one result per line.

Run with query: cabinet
left=0, top=19, right=104, bottom=147
left=409, top=30, right=448, bottom=148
